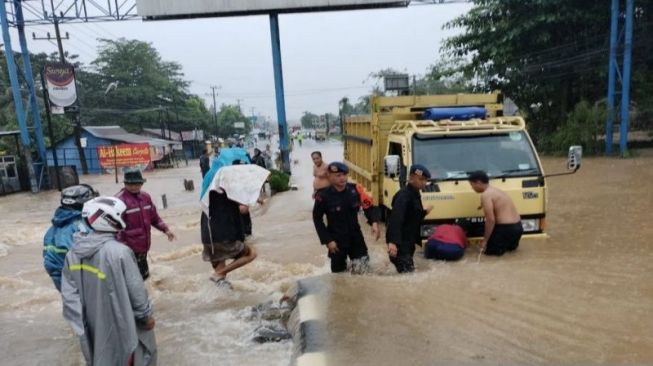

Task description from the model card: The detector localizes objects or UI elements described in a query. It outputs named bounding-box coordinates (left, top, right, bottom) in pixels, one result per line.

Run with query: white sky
left=8, top=2, right=472, bottom=122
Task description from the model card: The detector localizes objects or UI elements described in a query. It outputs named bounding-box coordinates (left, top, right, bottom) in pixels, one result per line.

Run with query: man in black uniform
left=313, top=162, right=380, bottom=273
left=386, top=164, right=434, bottom=273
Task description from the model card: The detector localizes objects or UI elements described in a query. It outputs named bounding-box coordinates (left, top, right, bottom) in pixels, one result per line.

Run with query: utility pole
left=210, top=86, right=219, bottom=132
left=619, top=0, right=634, bottom=156
left=172, top=95, right=188, bottom=166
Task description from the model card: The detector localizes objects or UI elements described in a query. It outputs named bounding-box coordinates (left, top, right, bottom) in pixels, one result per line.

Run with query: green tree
left=443, top=0, right=653, bottom=148
left=300, top=111, right=319, bottom=129
left=216, top=104, right=250, bottom=138
left=339, top=97, right=355, bottom=117
left=78, top=38, right=213, bottom=134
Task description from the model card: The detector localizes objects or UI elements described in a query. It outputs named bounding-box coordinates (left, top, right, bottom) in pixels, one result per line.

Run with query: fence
left=48, top=147, right=104, bottom=174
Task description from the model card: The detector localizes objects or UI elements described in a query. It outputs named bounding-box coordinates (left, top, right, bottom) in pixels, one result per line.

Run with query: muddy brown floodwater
left=0, top=141, right=652, bottom=365
left=310, top=150, right=653, bottom=366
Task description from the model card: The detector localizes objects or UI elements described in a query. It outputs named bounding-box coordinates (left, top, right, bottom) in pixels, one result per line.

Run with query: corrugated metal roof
left=83, top=126, right=182, bottom=149
left=142, top=127, right=204, bottom=142
left=142, top=128, right=181, bottom=141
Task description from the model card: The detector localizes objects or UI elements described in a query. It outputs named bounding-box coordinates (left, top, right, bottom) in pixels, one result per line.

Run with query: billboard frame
left=138, top=0, right=410, bottom=20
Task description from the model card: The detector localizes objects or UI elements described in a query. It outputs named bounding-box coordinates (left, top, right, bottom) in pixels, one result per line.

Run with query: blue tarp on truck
left=423, top=107, right=487, bottom=121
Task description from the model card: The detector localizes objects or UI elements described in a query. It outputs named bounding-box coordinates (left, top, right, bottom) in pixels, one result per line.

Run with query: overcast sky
left=9, top=2, right=471, bottom=122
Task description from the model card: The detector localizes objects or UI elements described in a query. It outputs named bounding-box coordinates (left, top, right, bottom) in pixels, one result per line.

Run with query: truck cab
left=383, top=117, right=546, bottom=239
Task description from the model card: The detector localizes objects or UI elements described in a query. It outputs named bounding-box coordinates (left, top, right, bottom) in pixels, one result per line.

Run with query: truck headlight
left=521, top=219, right=540, bottom=232
left=421, top=225, right=435, bottom=237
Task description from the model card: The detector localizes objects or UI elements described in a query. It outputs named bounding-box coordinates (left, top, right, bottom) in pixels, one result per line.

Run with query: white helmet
left=82, top=197, right=127, bottom=233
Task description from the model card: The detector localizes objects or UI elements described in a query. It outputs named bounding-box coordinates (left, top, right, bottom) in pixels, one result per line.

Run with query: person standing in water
left=386, top=164, right=434, bottom=273
left=311, top=151, right=330, bottom=194
left=313, top=162, right=380, bottom=273
left=43, top=184, right=98, bottom=291
left=62, top=196, right=157, bottom=366
left=116, top=168, right=176, bottom=280
left=468, top=170, right=523, bottom=256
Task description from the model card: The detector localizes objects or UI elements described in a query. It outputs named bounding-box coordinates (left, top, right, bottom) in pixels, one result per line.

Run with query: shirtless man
left=468, top=170, right=523, bottom=256
left=312, top=151, right=330, bottom=192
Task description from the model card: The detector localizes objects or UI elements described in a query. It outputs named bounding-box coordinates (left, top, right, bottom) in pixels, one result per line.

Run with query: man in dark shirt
left=386, top=164, right=434, bottom=273
left=199, top=148, right=211, bottom=177
left=313, top=162, right=380, bottom=273
left=201, top=189, right=257, bottom=287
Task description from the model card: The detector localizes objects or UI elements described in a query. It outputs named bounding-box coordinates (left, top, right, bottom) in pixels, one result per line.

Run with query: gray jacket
left=61, top=231, right=156, bottom=366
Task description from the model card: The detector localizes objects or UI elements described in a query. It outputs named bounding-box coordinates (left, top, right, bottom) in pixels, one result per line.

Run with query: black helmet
left=61, top=184, right=99, bottom=210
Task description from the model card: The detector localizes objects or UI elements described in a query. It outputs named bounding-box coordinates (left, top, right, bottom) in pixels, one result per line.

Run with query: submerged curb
left=290, top=277, right=328, bottom=366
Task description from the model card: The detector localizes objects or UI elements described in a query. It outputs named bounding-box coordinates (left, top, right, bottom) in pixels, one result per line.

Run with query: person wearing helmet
left=61, top=196, right=157, bottom=366
left=116, top=168, right=176, bottom=280
left=43, top=184, right=98, bottom=291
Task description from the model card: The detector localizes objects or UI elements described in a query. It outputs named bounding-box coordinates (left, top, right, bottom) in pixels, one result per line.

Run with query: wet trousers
left=135, top=252, right=150, bottom=280
left=485, top=222, right=523, bottom=256
left=390, top=243, right=416, bottom=273
left=328, top=241, right=369, bottom=273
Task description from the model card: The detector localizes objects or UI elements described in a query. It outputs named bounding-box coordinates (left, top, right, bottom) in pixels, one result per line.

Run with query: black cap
left=123, top=168, right=146, bottom=184
left=327, top=162, right=349, bottom=174
left=409, top=164, right=432, bottom=179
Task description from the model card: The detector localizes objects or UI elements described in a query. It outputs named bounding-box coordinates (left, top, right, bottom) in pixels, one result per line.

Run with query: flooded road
left=0, top=139, right=340, bottom=366
left=1, top=141, right=652, bottom=365
left=306, top=150, right=653, bottom=365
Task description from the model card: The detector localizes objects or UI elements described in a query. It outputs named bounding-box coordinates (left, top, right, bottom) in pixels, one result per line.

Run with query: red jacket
left=115, top=189, right=168, bottom=254
left=428, top=224, right=466, bottom=249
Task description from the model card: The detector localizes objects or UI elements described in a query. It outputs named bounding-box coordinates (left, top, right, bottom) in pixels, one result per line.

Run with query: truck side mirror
left=384, top=155, right=401, bottom=177
left=567, top=145, right=582, bottom=171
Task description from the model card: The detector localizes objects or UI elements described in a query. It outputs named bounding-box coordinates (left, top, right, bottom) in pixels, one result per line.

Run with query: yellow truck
left=343, top=92, right=581, bottom=240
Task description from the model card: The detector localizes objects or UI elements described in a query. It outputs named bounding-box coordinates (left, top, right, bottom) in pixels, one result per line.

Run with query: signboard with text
left=97, top=144, right=151, bottom=168
left=44, top=63, right=78, bottom=114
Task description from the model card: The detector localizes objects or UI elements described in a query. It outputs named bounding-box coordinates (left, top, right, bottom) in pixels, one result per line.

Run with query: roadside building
left=141, top=128, right=205, bottom=160
left=46, top=126, right=180, bottom=174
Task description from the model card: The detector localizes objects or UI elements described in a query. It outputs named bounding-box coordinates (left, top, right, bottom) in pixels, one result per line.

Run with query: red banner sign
left=97, top=144, right=151, bottom=168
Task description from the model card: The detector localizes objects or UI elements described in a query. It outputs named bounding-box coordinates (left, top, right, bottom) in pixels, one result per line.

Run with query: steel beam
left=269, top=13, right=290, bottom=174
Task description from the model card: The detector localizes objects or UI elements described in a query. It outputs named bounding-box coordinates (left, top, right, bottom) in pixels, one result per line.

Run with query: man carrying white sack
left=200, top=164, right=269, bottom=288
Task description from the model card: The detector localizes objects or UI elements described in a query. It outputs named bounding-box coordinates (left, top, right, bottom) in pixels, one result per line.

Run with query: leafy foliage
left=547, top=101, right=606, bottom=155
left=301, top=111, right=320, bottom=129
left=442, top=0, right=653, bottom=148
left=0, top=38, right=247, bottom=156
left=268, top=169, right=290, bottom=193
left=215, top=104, right=250, bottom=137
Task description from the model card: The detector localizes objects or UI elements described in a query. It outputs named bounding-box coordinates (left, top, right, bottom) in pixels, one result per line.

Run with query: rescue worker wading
left=62, top=196, right=157, bottom=366
left=386, top=164, right=434, bottom=273
left=43, top=184, right=98, bottom=291
left=313, top=162, right=380, bottom=273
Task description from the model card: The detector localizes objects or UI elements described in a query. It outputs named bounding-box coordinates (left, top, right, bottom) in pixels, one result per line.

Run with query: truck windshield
left=413, top=131, right=541, bottom=180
